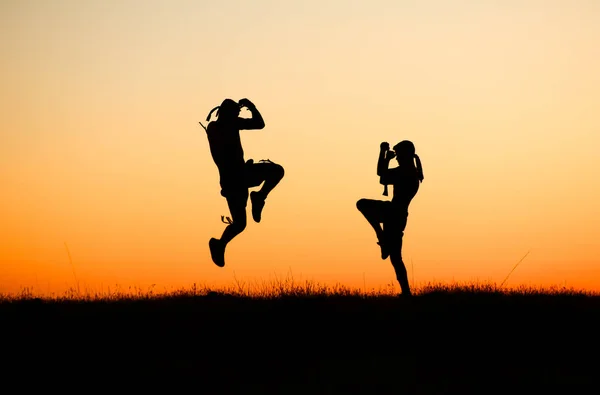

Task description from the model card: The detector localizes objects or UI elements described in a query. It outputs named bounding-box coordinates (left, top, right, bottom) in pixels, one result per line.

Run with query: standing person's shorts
left=361, top=199, right=409, bottom=244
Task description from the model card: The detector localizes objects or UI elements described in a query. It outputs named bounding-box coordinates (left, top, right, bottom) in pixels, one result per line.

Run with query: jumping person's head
left=206, top=98, right=241, bottom=122
left=393, top=140, right=424, bottom=183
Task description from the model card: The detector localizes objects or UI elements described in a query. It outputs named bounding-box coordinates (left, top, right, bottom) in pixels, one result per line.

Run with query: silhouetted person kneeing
left=356, top=140, right=423, bottom=296
left=202, top=98, right=285, bottom=267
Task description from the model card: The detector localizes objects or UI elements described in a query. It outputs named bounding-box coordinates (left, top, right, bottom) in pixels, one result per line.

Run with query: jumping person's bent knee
left=230, top=216, right=247, bottom=233
left=271, top=163, right=285, bottom=180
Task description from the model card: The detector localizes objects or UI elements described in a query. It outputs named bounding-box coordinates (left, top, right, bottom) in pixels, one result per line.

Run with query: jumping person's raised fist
left=238, top=98, right=255, bottom=109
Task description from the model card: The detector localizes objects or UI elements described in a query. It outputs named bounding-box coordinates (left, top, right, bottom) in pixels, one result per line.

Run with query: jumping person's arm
left=237, top=98, right=265, bottom=130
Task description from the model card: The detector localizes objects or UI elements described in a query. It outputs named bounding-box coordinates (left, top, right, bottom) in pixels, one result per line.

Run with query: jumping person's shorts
left=220, top=159, right=281, bottom=206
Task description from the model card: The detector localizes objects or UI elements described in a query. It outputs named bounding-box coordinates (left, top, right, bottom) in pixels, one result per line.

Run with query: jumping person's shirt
left=205, top=117, right=262, bottom=189
left=379, top=166, right=420, bottom=214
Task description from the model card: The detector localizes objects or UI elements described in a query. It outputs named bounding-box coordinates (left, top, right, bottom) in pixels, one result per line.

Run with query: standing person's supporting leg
left=246, top=160, right=285, bottom=223
left=386, top=215, right=411, bottom=296
left=209, top=188, right=248, bottom=267
left=356, top=198, right=390, bottom=259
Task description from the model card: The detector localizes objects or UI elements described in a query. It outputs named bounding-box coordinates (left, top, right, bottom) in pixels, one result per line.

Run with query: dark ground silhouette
left=357, top=140, right=424, bottom=297
left=202, top=98, right=285, bottom=268
left=2, top=289, right=599, bottom=393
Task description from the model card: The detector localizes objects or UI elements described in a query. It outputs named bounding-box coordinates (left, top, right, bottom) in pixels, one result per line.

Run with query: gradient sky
left=1, top=0, right=599, bottom=295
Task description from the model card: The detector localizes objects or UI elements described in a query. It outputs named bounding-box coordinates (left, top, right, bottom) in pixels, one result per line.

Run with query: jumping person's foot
left=250, top=191, right=266, bottom=223
left=209, top=238, right=226, bottom=267
left=377, top=240, right=390, bottom=260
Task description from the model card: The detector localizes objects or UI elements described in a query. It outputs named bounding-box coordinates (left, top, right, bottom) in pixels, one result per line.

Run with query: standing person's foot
left=377, top=240, right=390, bottom=260
left=250, top=192, right=266, bottom=223
left=209, top=238, right=226, bottom=267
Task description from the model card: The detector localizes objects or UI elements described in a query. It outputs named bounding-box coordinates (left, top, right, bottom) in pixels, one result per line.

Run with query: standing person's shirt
left=379, top=166, right=420, bottom=214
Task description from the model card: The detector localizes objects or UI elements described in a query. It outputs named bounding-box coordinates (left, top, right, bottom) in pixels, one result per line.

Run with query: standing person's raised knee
left=356, top=198, right=368, bottom=212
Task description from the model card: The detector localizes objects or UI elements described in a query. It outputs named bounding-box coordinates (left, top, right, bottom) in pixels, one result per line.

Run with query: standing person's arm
left=237, top=98, right=265, bottom=130
left=377, top=142, right=395, bottom=184
left=378, top=142, right=396, bottom=196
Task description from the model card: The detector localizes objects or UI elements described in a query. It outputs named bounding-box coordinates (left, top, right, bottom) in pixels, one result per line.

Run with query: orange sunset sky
left=1, top=0, right=599, bottom=295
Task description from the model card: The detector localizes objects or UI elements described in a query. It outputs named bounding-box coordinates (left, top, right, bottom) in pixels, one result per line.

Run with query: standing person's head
left=393, top=140, right=424, bottom=183
left=206, top=98, right=240, bottom=122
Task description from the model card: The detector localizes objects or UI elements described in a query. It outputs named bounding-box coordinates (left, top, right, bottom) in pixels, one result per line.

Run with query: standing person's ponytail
left=414, top=154, right=424, bottom=183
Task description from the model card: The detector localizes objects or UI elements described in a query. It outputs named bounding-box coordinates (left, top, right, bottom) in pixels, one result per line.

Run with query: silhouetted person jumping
left=356, top=140, right=423, bottom=296
left=201, top=98, right=285, bottom=267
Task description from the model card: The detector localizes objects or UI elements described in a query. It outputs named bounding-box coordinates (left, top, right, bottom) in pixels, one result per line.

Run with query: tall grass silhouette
left=2, top=275, right=598, bottom=393
left=1, top=275, right=596, bottom=303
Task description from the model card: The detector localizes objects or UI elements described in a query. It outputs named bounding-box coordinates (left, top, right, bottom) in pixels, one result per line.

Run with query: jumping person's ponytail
left=206, top=106, right=220, bottom=122
left=414, top=153, right=424, bottom=183
left=206, top=99, right=240, bottom=122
